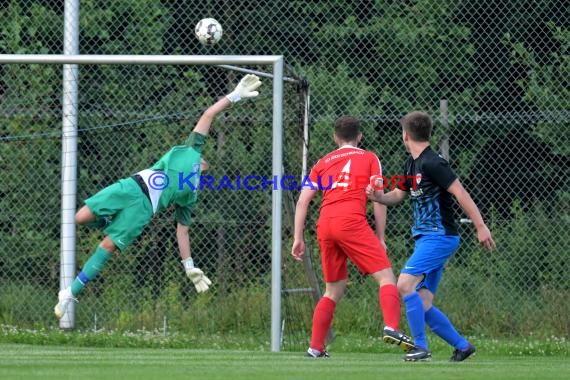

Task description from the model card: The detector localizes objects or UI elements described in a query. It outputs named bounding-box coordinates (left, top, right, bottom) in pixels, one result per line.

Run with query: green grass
left=1, top=326, right=569, bottom=379
left=1, top=343, right=569, bottom=380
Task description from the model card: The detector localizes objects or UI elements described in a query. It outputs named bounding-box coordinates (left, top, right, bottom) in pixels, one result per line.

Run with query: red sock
left=310, top=296, right=336, bottom=352
left=379, top=284, right=400, bottom=330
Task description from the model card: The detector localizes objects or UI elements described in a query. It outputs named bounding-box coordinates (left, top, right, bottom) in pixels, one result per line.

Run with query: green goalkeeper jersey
left=144, top=132, right=206, bottom=226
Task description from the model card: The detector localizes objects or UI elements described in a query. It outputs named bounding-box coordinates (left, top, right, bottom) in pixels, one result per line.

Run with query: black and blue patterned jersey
left=401, top=146, right=459, bottom=237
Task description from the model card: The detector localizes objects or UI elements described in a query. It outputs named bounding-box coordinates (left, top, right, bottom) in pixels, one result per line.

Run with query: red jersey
left=309, top=146, right=382, bottom=219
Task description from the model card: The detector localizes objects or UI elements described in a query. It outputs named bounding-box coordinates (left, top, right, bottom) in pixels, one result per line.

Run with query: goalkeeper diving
left=55, top=74, right=262, bottom=319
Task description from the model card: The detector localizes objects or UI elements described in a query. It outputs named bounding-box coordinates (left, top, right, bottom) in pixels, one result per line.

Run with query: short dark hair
left=334, top=116, right=360, bottom=141
left=400, top=111, right=432, bottom=142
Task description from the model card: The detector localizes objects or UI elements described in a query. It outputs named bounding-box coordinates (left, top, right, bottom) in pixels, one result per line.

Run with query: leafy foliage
left=0, top=0, right=568, bottom=340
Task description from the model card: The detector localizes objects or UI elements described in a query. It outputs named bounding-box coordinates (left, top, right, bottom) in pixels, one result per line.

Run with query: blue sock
left=425, top=306, right=469, bottom=350
left=403, top=292, right=427, bottom=349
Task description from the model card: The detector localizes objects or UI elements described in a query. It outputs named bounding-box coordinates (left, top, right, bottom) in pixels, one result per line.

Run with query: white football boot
left=54, top=287, right=77, bottom=319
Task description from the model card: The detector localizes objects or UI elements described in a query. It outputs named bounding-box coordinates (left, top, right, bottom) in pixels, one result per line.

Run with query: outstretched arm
left=177, top=222, right=213, bottom=293
left=193, top=74, right=262, bottom=136
left=291, top=188, right=318, bottom=261
left=447, top=179, right=496, bottom=251
left=366, top=184, right=408, bottom=205
left=177, top=222, right=192, bottom=261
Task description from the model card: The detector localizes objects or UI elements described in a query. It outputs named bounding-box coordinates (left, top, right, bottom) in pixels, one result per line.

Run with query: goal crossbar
left=0, top=54, right=283, bottom=66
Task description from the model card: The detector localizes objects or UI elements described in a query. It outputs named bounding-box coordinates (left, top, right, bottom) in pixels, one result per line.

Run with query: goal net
left=0, top=54, right=319, bottom=351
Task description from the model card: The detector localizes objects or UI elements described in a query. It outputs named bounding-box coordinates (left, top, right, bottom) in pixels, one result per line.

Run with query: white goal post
left=0, top=53, right=285, bottom=352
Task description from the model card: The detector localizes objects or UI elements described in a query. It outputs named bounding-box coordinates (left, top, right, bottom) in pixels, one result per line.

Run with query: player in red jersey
left=292, top=116, right=414, bottom=358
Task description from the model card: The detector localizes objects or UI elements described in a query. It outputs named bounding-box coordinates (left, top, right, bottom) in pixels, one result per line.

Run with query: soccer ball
left=195, top=18, right=223, bottom=46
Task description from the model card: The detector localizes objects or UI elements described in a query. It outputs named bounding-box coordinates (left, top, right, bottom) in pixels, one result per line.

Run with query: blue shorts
left=401, top=235, right=460, bottom=294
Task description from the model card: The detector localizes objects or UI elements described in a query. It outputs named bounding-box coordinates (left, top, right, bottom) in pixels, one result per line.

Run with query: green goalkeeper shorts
left=84, top=177, right=153, bottom=251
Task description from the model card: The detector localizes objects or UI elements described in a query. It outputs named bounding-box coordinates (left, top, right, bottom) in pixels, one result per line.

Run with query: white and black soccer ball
left=195, top=18, right=223, bottom=46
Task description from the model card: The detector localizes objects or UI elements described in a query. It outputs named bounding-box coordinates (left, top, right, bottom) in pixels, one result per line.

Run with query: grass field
left=1, top=343, right=569, bottom=380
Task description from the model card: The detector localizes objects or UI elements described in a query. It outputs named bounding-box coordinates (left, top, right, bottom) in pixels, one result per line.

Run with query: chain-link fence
left=1, top=0, right=569, bottom=350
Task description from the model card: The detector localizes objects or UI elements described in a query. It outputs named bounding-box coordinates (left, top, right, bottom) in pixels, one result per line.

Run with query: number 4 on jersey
left=332, top=159, right=351, bottom=190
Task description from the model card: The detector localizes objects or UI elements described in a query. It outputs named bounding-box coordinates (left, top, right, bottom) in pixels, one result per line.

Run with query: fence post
left=59, top=0, right=80, bottom=330
left=439, top=99, right=450, bottom=161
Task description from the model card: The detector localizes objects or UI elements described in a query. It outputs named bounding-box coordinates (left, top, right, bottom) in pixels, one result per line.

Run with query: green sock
left=71, top=246, right=113, bottom=296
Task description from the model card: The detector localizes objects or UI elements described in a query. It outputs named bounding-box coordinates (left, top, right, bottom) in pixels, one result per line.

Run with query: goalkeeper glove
left=226, top=74, right=262, bottom=103
left=181, top=257, right=212, bottom=293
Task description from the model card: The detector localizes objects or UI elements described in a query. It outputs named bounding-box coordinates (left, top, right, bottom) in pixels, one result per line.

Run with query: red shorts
left=316, top=216, right=391, bottom=283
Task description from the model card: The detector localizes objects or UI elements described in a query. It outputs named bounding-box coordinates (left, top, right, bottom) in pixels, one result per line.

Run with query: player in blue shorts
left=366, top=111, right=495, bottom=362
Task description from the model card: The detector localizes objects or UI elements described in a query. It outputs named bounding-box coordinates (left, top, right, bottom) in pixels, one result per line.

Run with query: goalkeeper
left=55, top=74, right=262, bottom=319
